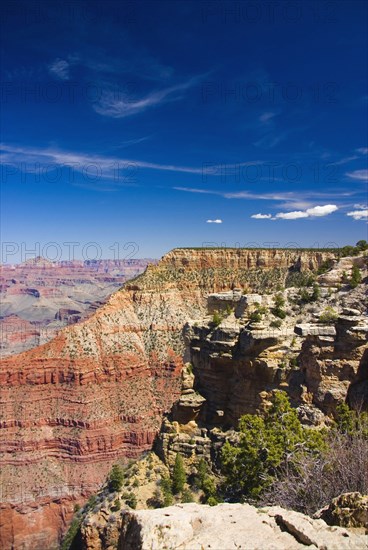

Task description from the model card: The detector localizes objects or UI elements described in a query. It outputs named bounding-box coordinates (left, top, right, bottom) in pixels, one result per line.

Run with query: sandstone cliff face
left=156, top=260, right=367, bottom=473
left=0, top=248, right=338, bottom=549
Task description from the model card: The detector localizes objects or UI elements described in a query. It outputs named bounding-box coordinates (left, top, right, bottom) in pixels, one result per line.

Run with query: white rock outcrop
left=118, top=502, right=368, bottom=549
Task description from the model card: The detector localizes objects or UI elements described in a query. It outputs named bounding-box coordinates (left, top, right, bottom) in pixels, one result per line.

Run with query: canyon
left=0, top=247, right=366, bottom=549
left=0, top=257, right=155, bottom=357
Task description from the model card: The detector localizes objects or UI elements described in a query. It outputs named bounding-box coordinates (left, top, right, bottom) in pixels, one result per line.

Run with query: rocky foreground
left=81, top=502, right=368, bottom=549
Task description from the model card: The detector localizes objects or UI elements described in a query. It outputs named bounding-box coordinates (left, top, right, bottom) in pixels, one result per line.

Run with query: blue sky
left=1, top=0, right=367, bottom=262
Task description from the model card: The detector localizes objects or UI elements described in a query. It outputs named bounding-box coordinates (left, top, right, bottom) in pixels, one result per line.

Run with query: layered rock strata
left=0, top=248, right=349, bottom=549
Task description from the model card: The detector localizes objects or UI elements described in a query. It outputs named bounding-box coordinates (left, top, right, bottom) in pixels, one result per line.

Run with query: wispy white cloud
left=251, top=213, right=272, bottom=219
left=347, top=209, right=368, bottom=220
left=346, top=169, right=368, bottom=181
left=330, top=156, right=358, bottom=165
left=277, top=200, right=314, bottom=210
left=175, top=186, right=216, bottom=194
left=356, top=147, right=368, bottom=155
left=93, top=76, right=201, bottom=118
left=259, top=112, right=277, bottom=124
left=0, top=143, right=206, bottom=178
left=175, top=187, right=355, bottom=208
left=206, top=219, right=222, bottom=223
left=253, top=131, right=289, bottom=149
left=48, top=59, right=70, bottom=80
left=110, top=136, right=152, bottom=149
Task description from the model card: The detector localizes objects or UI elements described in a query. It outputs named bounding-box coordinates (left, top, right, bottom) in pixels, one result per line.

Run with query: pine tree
left=172, top=453, right=186, bottom=494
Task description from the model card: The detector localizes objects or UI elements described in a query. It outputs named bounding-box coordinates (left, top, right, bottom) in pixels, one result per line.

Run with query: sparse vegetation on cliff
left=271, top=293, right=286, bottom=319
left=264, top=404, right=368, bottom=515
left=218, top=394, right=368, bottom=515
left=220, top=392, right=325, bottom=500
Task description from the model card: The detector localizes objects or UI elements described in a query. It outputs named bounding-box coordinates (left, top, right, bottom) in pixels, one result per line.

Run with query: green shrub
left=335, top=403, right=368, bottom=436
left=356, top=239, right=368, bottom=251
left=271, top=293, right=286, bottom=318
left=60, top=517, right=81, bottom=550
left=111, top=498, right=121, bottom=512
left=265, top=404, right=368, bottom=515
left=226, top=304, right=234, bottom=315
left=274, top=293, right=285, bottom=308
left=317, top=259, right=334, bottom=274
left=272, top=307, right=286, bottom=319
left=201, top=476, right=217, bottom=499
left=270, top=319, right=282, bottom=328
left=160, top=476, right=174, bottom=506
left=311, top=283, right=321, bottom=301
left=211, top=311, right=222, bottom=327
left=250, top=311, right=262, bottom=322
left=319, top=306, right=338, bottom=323
left=220, top=391, right=325, bottom=500
left=86, top=495, right=97, bottom=508
left=181, top=488, right=194, bottom=503
left=349, top=265, right=362, bottom=288
left=125, top=493, right=137, bottom=509
left=339, top=245, right=359, bottom=257
left=108, top=464, right=124, bottom=492
left=298, top=283, right=321, bottom=304
left=193, top=458, right=208, bottom=489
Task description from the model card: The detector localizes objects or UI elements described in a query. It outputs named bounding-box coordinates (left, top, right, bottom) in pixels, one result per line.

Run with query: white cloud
left=347, top=209, right=368, bottom=220
left=306, top=204, right=338, bottom=217
left=251, top=213, right=272, bottom=219
left=346, top=169, right=368, bottom=181
left=93, top=76, right=201, bottom=118
left=356, top=148, right=368, bottom=155
left=276, top=211, right=310, bottom=220
left=206, top=219, right=222, bottom=224
left=275, top=204, right=338, bottom=220
left=48, top=59, right=70, bottom=80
